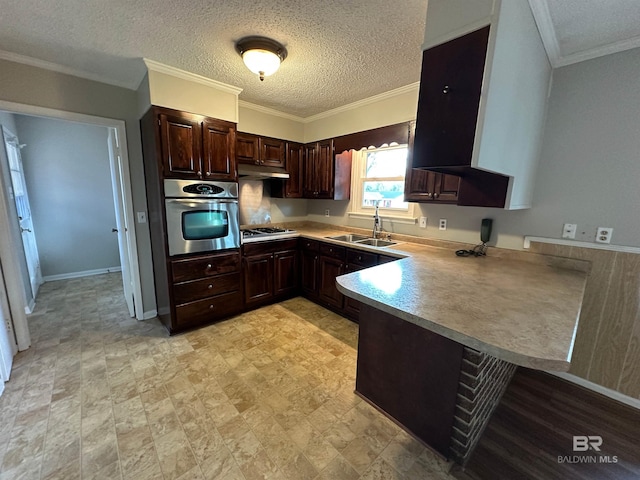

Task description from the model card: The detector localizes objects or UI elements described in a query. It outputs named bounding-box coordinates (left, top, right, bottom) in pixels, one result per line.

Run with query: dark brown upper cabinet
left=151, top=107, right=237, bottom=181
left=405, top=121, right=459, bottom=203
left=236, top=132, right=285, bottom=168
left=303, top=139, right=350, bottom=200
left=202, top=119, right=236, bottom=181
left=271, top=141, right=304, bottom=198
left=412, top=27, right=490, bottom=172
left=412, top=0, right=552, bottom=209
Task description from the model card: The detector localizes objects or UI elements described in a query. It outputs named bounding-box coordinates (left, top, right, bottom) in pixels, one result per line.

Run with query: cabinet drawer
left=300, top=238, right=319, bottom=252
left=173, top=272, right=241, bottom=304
left=320, top=243, right=346, bottom=260
left=175, top=290, right=242, bottom=328
left=243, top=238, right=298, bottom=256
left=171, top=252, right=240, bottom=282
left=347, top=249, right=378, bottom=268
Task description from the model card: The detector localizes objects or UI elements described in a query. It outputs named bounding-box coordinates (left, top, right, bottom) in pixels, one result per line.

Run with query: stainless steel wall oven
left=164, top=179, right=240, bottom=256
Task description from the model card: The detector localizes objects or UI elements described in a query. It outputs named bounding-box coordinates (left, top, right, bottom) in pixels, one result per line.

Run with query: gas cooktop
left=241, top=227, right=298, bottom=243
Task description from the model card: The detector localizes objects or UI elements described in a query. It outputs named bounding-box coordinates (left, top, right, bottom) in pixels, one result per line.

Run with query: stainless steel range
left=241, top=227, right=298, bottom=243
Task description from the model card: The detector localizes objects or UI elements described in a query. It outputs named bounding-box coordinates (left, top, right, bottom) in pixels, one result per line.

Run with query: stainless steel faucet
left=372, top=203, right=380, bottom=238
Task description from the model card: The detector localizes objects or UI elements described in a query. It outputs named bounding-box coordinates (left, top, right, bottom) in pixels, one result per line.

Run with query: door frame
left=0, top=100, right=145, bottom=349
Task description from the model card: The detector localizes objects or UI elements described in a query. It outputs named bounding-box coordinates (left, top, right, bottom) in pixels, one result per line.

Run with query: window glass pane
left=182, top=210, right=229, bottom=240
left=362, top=181, right=408, bottom=209
left=365, top=148, right=407, bottom=178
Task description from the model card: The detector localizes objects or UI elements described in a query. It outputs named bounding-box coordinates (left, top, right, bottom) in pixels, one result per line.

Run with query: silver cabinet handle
left=443, top=85, right=450, bottom=94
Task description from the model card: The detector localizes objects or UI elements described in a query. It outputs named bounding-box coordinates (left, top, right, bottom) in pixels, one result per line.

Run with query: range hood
left=237, top=163, right=289, bottom=180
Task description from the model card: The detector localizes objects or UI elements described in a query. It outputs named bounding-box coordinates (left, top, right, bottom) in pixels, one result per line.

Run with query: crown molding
left=528, top=0, right=561, bottom=67
left=302, top=82, right=420, bottom=124
left=0, top=50, right=138, bottom=90
left=238, top=101, right=304, bottom=122
left=528, top=0, right=640, bottom=69
left=554, top=34, right=640, bottom=67
left=143, top=58, right=242, bottom=95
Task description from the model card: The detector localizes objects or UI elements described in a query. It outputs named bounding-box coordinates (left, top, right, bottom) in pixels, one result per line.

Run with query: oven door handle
left=165, top=198, right=239, bottom=205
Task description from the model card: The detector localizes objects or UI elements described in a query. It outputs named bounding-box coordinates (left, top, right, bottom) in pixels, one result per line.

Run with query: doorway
left=0, top=101, right=143, bottom=353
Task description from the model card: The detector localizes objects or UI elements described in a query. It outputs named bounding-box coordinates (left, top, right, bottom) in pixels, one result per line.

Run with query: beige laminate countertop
left=294, top=226, right=588, bottom=372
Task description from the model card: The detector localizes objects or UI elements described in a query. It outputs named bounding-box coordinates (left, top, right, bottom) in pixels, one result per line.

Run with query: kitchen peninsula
left=289, top=225, right=588, bottom=464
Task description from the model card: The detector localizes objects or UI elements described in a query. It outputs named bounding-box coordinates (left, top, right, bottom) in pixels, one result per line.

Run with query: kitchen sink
left=355, top=238, right=397, bottom=247
left=326, top=234, right=369, bottom=243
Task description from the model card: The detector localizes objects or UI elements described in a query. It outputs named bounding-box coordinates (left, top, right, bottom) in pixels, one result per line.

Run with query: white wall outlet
left=324, top=209, right=330, bottom=217
left=439, top=219, right=447, bottom=231
left=137, top=211, right=147, bottom=223
left=562, top=223, right=577, bottom=239
left=419, top=217, right=427, bottom=228
left=595, top=227, right=613, bottom=244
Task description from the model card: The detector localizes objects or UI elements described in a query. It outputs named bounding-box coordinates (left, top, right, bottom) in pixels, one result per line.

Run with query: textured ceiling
left=0, top=0, right=428, bottom=117
left=2, top=1, right=640, bottom=118
left=545, top=0, right=640, bottom=57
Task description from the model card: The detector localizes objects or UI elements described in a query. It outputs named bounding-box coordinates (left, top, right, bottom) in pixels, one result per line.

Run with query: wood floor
left=456, top=368, right=640, bottom=480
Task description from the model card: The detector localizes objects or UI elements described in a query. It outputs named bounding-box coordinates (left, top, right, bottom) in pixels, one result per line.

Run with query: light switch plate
left=137, top=211, right=147, bottom=223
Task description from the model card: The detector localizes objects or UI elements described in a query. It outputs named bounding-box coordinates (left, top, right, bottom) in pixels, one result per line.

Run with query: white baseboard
left=43, top=266, right=122, bottom=282
left=548, top=371, right=640, bottom=410
left=24, top=297, right=35, bottom=314
left=142, top=309, right=158, bottom=320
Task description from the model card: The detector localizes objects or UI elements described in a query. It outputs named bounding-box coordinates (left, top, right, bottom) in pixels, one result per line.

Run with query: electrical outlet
left=439, top=219, right=447, bottom=231
left=419, top=217, right=427, bottom=228
left=562, top=223, right=577, bottom=239
left=595, top=227, right=613, bottom=244
left=137, top=211, right=147, bottom=223
left=324, top=209, right=330, bottom=217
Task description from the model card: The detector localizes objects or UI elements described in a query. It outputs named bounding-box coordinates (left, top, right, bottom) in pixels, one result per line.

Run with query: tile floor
left=0, top=273, right=456, bottom=480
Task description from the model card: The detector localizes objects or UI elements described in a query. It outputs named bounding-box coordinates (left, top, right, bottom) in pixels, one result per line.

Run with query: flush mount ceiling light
left=235, top=36, right=287, bottom=81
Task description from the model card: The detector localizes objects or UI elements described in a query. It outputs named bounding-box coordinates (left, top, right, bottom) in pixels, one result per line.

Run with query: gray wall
left=15, top=116, right=120, bottom=277
left=308, top=47, right=640, bottom=250
left=0, top=59, right=156, bottom=314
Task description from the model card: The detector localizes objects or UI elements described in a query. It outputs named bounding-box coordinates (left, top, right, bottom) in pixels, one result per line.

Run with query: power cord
left=455, top=243, right=488, bottom=257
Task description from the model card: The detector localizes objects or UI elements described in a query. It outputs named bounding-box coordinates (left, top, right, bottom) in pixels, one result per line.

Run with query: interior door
left=107, top=129, right=135, bottom=317
left=0, top=262, right=16, bottom=385
left=2, top=128, right=42, bottom=301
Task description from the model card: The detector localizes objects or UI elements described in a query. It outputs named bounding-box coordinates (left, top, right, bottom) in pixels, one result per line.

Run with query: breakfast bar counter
left=288, top=225, right=589, bottom=463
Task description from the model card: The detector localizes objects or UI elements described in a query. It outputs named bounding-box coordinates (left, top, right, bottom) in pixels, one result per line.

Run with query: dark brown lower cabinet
left=274, top=249, right=298, bottom=295
left=343, top=249, right=379, bottom=321
left=356, top=304, right=464, bottom=457
left=242, top=239, right=298, bottom=307
left=318, top=243, right=346, bottom=310
left=300, top=239, right=320, bottom=299
left=243, top=253, right=274, bottom=305
left=169, top=250, right=243, bottom=333
left=299, top=238, right=400, bottom=321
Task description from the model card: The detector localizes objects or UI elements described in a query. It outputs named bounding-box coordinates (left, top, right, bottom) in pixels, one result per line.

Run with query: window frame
left=349, top=144, right=417, bottom=222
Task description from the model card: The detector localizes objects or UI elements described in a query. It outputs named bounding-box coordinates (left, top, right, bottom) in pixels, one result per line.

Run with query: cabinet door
left=243, top=253, right=274, bottom=304
left=159, top=113, right=202, bottom=179
left=413, top=26, right=490, bottom=169
left=316, top=139, right=335, bottom=199
left=303, top=143, right=317, bottom=197
left=404, top=168, right=437, bottom=202
left=318, top=255, right=344, bottom=309
left=284, top=142, right=304, bottom=198
left=343, top=263, right=363, bottom=320
left=236, top=132, right=260, bottom=165
left=300, top=249, right=319, bottom=297
left=260, top=137, right=285, bottom=168
left=273, top=250, right=298, bottom=296
left=433, top=173, right=460, bottom=203
left=203, top=119, right=237, bottom=181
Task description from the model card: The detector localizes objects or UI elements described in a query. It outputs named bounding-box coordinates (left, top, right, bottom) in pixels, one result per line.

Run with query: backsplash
left=239, top=179, right=271, bottom=225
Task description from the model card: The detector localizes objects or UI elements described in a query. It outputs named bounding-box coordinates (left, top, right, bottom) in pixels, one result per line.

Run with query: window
left=350, top=144, right=416, bottom=220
